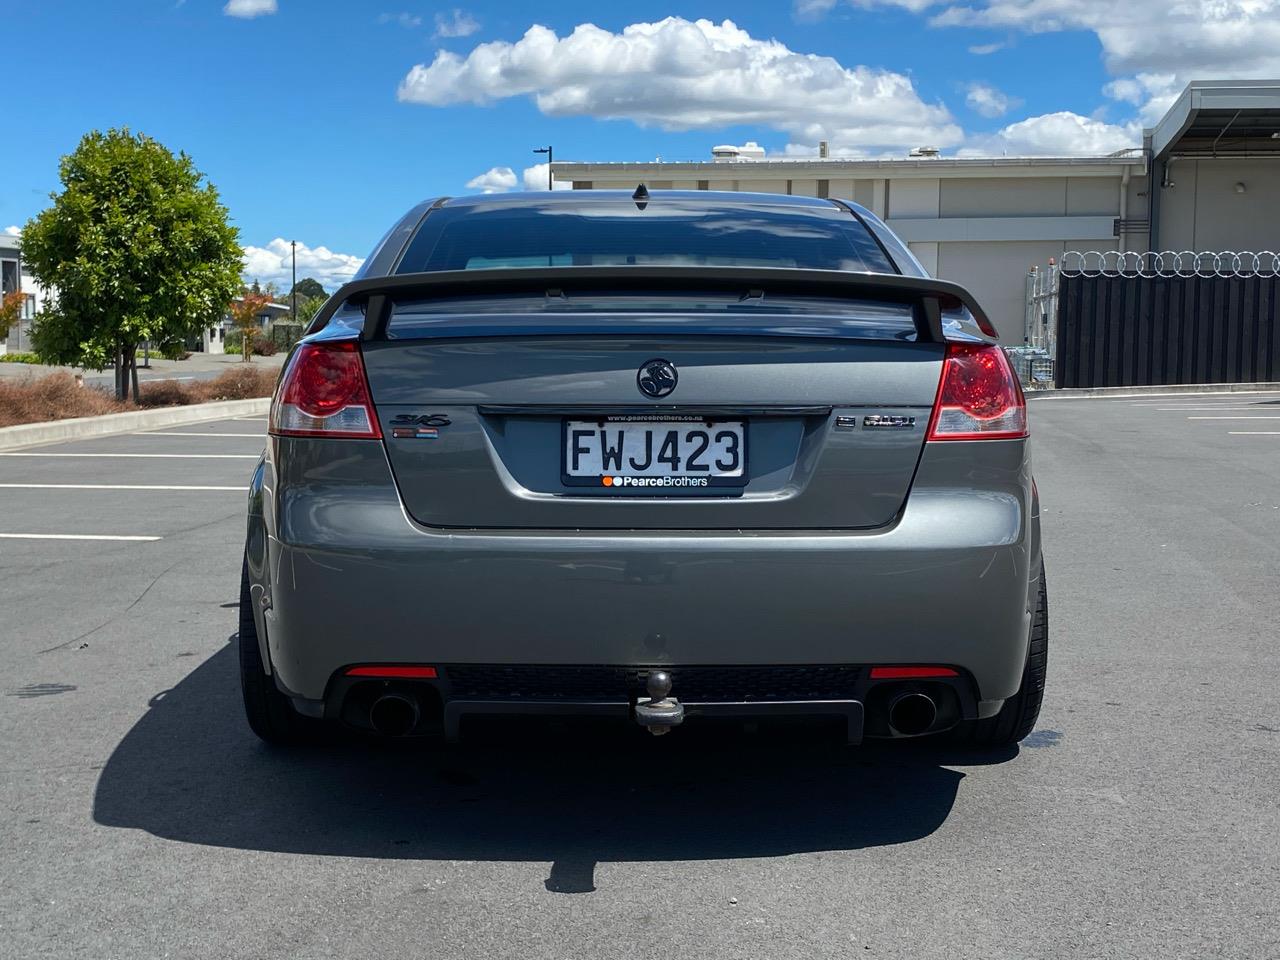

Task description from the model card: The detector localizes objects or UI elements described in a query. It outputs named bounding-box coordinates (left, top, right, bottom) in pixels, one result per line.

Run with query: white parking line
left=0, top=533, right=161, bottom=542
left=0, top=483, right=242, bottom=491
left=134, top=431, right=264, bottom=438
left=1124, top=391, right=1280, bottom=402
left=1228, top=431, right=1280, bottom=435
left=0, top=453, right=260, bottom=459
left=1186, top=416, right=1280, bottom=420
left=234, top=416, right=268, bottom=422
left=1153, top=406, right=1280, bottom=411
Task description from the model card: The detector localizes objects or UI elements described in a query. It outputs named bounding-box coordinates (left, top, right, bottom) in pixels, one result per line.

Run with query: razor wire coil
left=1060, top=250, right=1280, bottom=279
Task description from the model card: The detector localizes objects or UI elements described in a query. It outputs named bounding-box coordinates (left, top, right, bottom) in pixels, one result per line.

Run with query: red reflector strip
left=344, top=665, right=438, bottom=679
left=869, top=666, right=959, bottom=680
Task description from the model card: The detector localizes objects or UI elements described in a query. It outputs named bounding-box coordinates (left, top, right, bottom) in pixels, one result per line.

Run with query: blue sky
left=3, top=0, right=1269, bottom=288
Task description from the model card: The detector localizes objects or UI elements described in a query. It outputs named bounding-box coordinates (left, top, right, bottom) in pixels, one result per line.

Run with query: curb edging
left=0, top=398, right=271, bottom=450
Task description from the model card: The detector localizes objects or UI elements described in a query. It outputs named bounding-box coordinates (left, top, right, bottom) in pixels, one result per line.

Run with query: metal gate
left=1046, top=251, right=1280, bottom=389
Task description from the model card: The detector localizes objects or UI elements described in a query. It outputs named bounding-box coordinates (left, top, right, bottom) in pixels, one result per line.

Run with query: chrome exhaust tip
left=887, top=691, right=938, bottom=737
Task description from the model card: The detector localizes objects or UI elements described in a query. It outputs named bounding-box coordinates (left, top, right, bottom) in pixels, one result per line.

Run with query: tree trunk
left=130, top=347, right=140, bottom=402
left=115, top=344, right=126, bottom=401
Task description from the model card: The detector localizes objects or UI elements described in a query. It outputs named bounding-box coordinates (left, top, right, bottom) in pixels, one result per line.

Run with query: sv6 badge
left=391, top=413, right=451, bottom=439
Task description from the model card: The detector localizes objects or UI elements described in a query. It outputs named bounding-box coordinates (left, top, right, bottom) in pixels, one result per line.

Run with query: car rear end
left=242, top=192, right=1043, bottom=746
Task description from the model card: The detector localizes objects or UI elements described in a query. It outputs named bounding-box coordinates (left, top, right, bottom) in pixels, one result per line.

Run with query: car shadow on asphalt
left=92, top=644, right=1016, bottom=893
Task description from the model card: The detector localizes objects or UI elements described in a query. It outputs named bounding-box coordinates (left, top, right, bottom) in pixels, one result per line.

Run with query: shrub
left=224, top=329, right=244, bottom=354
left=0, top=373, right=128, bottom=427
left=0, top=352, right=43, bottom=364
left=1, top=367, right=277, bottom=426
left=135, top=379, right=196, bottom=407
left=157, top=340, right=192, bottom=361
left=188, top=366, right=278, bottom=402
left=251, top=335, right=278, bottom=356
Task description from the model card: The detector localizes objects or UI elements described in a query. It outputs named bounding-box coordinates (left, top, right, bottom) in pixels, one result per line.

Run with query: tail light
left=270, top=341, right=381, bottom=439
left=927, top=342, right=1027, bottom=441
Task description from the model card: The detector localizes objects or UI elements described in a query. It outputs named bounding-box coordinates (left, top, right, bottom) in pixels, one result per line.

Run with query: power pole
left=291, top=240, right=297, bottom=323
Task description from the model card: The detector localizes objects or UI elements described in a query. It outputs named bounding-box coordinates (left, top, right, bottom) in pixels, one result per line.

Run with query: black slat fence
left=1052, top=252, right=1280, bottom=389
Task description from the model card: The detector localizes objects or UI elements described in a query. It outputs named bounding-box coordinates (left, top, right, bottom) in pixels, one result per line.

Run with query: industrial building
left=554, top=80, right=1280, bottom=341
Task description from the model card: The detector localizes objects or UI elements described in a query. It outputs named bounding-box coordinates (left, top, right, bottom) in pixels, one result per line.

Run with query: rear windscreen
left=394, top=199, right=896, bottom=275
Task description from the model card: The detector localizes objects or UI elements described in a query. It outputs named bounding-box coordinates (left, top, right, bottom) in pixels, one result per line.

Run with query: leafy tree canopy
left=21, top=128, right=243, bottom=397
left=290, top=277, right=326, bottom=301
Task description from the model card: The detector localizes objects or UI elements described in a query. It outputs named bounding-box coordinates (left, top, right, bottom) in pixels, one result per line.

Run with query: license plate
left=563, top=418, right=747, bottom=489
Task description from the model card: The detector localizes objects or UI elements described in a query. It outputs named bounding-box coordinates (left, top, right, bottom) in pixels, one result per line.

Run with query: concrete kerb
left=0, top=398, right=270, bottom=450
left=1026, top=382, right=1280, bottom=400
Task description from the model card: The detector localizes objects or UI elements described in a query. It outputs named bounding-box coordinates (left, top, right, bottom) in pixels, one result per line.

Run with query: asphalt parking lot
left=2, top=393, right=1278, bottom=959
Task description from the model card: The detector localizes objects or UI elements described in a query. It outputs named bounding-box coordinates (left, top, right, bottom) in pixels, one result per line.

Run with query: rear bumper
left=250, top=438, right=1040, bottom=710
left=322, top=664, right=983, bottom=743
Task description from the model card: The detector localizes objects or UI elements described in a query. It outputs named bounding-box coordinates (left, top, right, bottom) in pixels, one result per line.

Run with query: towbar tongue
left=634, top=671, right=684, bottom=735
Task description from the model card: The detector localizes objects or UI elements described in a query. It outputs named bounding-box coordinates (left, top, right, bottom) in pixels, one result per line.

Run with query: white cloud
left=466, top=166, right=518, bottom=193
left=223, top=0, right=277, bottom=18
left=937, top=0, right=1280, bottom=118
left=522, top=163, right=572, bottom=191
left=959, top=111, right=1140, bottom=157
left=1103, top=72, right=1182, bottom=124
left=241, top=239, right=364, bottom=292
left=434, top=8, right=479, bottom=38
left=805, top=0, right=1280, bottom=122
left=378, top=12, right=423, bottom=28
left=965, top=81, right=1019, bottom=117
left=968, top=41, right=1004, bottom=54
left=794, top=0, right=839, bottom=18
left=398, top=17, right=961, bottom=152
left=4, top=225, right=20, bottom=237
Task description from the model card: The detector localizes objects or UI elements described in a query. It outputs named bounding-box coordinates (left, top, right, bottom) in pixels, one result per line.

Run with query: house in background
left=197, top=298, right=291, bottom=354
left=0, top=232, right=53, bottom=355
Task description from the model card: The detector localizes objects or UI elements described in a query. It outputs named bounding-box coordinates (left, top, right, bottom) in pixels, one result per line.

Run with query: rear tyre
left=238, top=556, right=313, bottom=745
left=948, top=562, right=1048, bottom=750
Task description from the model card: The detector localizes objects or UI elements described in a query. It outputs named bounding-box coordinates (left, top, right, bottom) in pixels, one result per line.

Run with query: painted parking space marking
left=1228, top=431, right=1280, bottom=435
left=0, top=453, right=260, bottom=460
left=1124, top=391, right=1280, bottom=402
left=134, top=431, right=265, bottom=438
left=0, top=483, right=242, bottom=491
left=0, top=533, right=161, bottom=542
left=1153, top=406, right=1280, bottom=411
left=1186, top=416, right=1280, bottom=420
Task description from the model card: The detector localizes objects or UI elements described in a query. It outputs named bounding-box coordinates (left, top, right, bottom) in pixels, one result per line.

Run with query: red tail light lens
left=270, top=341, right=381, bottom=439
left=870, top=666, right=960, bottom=679
left=927, top=343, right=1027, bottom=441
left=344, top=665, right=438, bottom=679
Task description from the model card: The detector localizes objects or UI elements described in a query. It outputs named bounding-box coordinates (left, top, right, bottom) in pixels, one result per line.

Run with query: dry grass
left=0, top=367, right=278, bottom=428
left=0, top=373, right=129, bottom=427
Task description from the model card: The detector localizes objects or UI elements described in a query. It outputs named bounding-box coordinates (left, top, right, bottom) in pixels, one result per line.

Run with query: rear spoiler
left=308, top=266, right=998, bottom=343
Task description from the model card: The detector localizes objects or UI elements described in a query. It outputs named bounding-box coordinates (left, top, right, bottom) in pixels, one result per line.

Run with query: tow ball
left=634, top=670, right=684, bottom=735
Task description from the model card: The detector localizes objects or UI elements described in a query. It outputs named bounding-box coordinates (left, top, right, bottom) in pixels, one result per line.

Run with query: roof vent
left=711, top=140, right=766, bottom=162
left=909, top=146, right=941, bottom=159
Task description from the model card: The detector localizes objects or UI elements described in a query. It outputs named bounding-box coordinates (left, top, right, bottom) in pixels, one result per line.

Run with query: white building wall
left=1157, top=159, right=1280, bottom=250
left=554, top=157, right=1147, bottom=340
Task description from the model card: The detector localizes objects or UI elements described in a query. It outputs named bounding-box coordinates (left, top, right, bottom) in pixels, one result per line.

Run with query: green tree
left=20, top=129, right=243, bottom=400
left=290, top=277, right=326, bottom=301
left=296, top=294, right=326, bottom=326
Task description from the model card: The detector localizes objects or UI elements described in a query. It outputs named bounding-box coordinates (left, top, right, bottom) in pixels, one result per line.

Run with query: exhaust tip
left=369, top=693, right=420, bottom=737
left=888, top=691, right=937, bottom=737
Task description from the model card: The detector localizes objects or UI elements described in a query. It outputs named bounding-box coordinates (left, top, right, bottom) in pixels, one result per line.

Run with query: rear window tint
left=395, top=199, right=896, bottom=275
